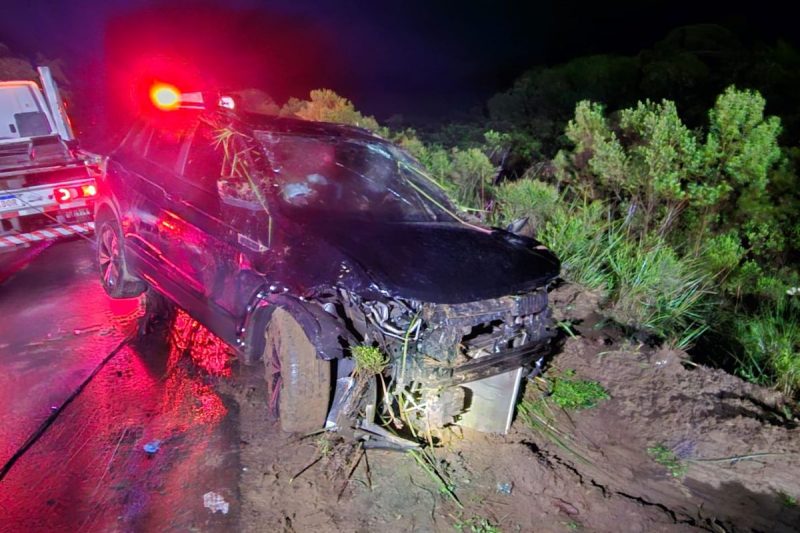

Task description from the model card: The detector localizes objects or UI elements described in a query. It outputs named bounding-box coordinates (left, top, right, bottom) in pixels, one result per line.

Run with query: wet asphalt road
left=0, top=239, right=240, bottom=532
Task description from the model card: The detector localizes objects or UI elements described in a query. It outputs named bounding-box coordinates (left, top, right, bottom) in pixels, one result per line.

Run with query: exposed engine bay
left=312, top=286, right=555, bottom=442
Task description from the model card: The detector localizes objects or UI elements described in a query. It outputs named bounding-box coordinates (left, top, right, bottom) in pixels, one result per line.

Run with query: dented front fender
left=239, top=291, right=356, bottom=364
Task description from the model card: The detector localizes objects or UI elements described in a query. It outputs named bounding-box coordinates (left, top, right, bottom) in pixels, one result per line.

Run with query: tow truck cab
left=0, top=68, right=96, bottom=251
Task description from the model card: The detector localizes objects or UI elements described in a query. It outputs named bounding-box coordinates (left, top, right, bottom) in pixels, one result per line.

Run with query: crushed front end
left=324, top=285, right=555, bottom=438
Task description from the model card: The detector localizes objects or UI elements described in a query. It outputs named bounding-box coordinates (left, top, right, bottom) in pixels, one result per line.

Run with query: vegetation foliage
left=283, top=81, right=799, bottom=397
left=351, top=345, right=388, bottom=377
left=647, top=444, right=688, bottom=478
left=548, top=370, right=610, bottom=411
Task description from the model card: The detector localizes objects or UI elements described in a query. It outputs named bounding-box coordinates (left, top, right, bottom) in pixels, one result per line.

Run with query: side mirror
left=217, top=178, right=264, bottom=211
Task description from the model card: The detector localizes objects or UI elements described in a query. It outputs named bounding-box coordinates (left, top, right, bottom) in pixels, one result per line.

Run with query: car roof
left=228, top=111, right=382, bottom=143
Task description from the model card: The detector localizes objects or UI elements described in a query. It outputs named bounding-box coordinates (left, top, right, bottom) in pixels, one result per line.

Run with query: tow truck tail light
left=55, top=184, right=97, bottom=204
left=55, top=187, right=72, bottom=203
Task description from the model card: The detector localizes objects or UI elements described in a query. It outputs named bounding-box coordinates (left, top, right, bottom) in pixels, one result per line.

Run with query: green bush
left=546, top=86, right=800, bottom=389
left=606, top=239, right=713, bottom=348
left=536, top=200, right=614, bottom=293
left=554, top=87, right=784, bottom=256
left=281, top=89, right=384, bottom=134
left=449, top=148, right=496, bottom=208
left=493, top=178, right=559, bottom=231
left=734, top=298, right=800, bottom=396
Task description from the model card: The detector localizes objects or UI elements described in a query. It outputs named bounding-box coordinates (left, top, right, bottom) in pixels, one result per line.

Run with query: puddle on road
left=0, top=310, right=240, bottom=532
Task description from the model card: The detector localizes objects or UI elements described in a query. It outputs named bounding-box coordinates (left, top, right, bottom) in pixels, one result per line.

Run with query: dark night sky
left=1, top=0, right=797, bottom=121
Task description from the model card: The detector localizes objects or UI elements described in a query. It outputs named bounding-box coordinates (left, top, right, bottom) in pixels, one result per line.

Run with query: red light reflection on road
left=133, top=308, right=234, bottom=433
left=168, top=309, right=233, bottom=377
left=191, top=382, right=227, bottom=424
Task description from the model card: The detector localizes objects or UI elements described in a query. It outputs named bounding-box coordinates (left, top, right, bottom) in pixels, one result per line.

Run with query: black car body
left=96, top=96, right=559, bottom=436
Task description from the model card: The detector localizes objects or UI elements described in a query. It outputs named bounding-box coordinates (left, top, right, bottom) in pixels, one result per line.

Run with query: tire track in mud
left=519, top=440, right=713, bottom=531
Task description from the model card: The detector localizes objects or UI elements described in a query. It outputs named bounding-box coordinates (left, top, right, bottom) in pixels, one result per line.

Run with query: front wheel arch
left=241, top=293, right=356, bottom=365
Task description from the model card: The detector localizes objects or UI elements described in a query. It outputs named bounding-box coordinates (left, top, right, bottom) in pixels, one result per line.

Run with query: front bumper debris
left=425, top=340, right=550, bottom=388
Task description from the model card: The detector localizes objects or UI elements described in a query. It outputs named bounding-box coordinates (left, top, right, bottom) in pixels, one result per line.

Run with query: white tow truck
left=0, top=66, right=96, bottom=251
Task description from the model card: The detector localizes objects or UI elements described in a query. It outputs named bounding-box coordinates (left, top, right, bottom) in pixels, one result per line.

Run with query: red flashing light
left=150, top=83, right=181, bottom=111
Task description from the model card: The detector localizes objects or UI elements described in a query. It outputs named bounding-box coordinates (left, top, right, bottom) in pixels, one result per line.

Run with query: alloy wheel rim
left=99, top=225, right=121, bottom=288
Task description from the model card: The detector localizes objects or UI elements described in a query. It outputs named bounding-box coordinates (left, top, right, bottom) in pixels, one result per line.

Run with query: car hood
left=296, top=219, right=560, bottom=304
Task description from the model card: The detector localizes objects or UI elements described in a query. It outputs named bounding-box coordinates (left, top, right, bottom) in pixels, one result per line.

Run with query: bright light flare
left=55, top=187, right=72, bottom=203
left=54, top=183, right=98, bottom=203
left=150, top=83, right=181, bottom=111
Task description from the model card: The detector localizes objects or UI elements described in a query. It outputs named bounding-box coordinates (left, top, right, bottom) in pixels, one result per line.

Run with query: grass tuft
left=536, top=200, right=714, bottom=349
left=733, top=298, right=800, bottom=396
left=549, top=371, right=610, bottom=410
left=517, top=370, right=607, bottom=462
left=778, top=490, right=798, bottom=508
left=537, top=200, right=615, bottom=293
left=453, top=516, right=502, bottom=533
left=647, top=444, right=688, bottom=478
left=605, top=239, right=713, bottom=349
left=351, top=345, right=388, bottom=377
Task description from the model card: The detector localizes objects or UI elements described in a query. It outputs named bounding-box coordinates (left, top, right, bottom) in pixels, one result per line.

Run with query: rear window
left=0, top=85, right=53, bottom=141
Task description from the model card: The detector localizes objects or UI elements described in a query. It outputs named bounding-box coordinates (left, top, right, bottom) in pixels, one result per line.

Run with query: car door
left=165, top=120, right=268, bottom=344
left=107, top=121, right=180, bottom=285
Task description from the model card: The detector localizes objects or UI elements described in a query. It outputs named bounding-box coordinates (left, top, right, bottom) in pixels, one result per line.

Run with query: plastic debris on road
left=143, top=440, right=161, bottom=454
left=496, top=482, right=513, bottom=495
left=203, top=491, right=230, bottom=514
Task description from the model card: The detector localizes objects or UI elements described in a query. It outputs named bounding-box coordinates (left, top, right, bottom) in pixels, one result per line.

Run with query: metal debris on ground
left=203, top=491, right=230, bottom=514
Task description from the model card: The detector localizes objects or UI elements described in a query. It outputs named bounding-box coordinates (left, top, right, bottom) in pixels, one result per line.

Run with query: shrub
left=733, top=298, right=800, bottom=396
left=606, top=239, right=713, bottom=348
left=554, top=86, right=785, bottom=258
left=449, top=148, right=497, bottom=209
left=281, top=89, right=384, bottom=134
left=492, top=178, right=560, bottom=231
left=536, top=200, right=614, bottom=293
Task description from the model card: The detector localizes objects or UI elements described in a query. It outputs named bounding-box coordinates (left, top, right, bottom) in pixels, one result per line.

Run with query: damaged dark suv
left=95, top=93, right=559, bottom=439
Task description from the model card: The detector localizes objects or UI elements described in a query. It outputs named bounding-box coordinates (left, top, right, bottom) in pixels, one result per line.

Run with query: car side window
left=117, top=122, right=151, bottom=156
left=183, top=122, right=223, bottom=192
left=147, top=126, right=188, bottom=172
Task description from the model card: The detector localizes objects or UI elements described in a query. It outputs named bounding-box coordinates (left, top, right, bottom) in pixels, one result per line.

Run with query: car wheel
left=264, top=308, right=331, bottom=433
left=96, top=216, right=146, bottom=299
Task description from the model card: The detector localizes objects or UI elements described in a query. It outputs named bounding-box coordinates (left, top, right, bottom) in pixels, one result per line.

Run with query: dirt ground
left=13, top=243, right=796, bottom=531
left=221, top=287, right=800, bottom=533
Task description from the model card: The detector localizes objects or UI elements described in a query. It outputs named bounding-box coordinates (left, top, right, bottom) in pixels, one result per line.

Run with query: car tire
left=96, top=216, right=146, bottom=299
left=264, top=308, right=331, bottom=433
